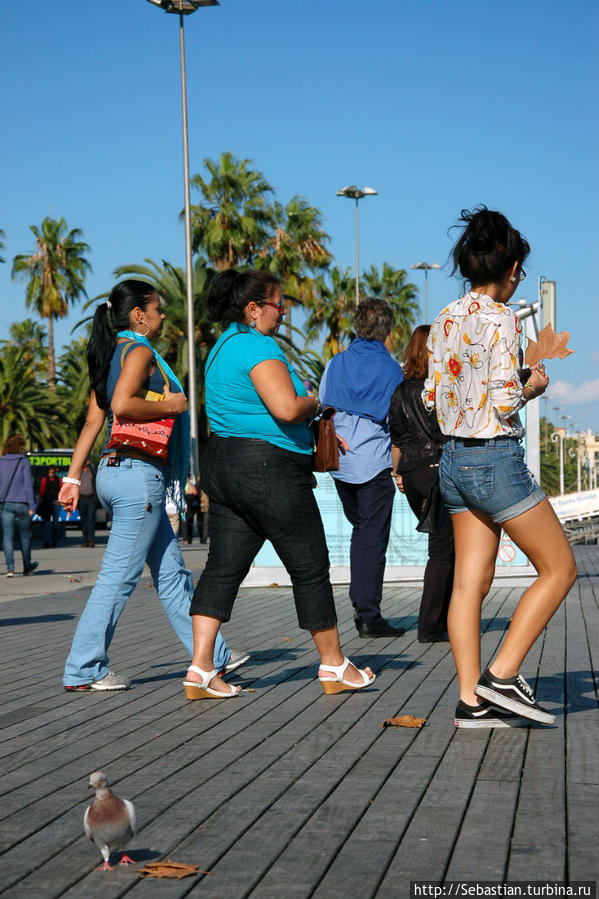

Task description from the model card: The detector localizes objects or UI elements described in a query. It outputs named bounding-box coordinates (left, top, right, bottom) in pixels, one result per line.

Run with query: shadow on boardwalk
left=0, top=546, right=597, bottom=898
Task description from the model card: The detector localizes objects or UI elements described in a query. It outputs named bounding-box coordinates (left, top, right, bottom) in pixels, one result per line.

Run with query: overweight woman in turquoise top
left=184, top=269, right=375, bottom=699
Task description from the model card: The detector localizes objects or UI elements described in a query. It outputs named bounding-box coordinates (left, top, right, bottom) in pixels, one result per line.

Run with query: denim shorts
left=439, top=437, right=546, bottom=524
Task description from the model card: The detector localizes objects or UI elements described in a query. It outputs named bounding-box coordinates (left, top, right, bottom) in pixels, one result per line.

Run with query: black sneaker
left=24, top=561, right=39, bottom=575
left=454, top=699, right=529, bottom=729
left=474, top=668, right=555, bottom=725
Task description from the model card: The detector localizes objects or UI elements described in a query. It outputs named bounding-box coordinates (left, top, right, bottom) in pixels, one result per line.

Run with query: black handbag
left=416, top=476, right=446, bottom=534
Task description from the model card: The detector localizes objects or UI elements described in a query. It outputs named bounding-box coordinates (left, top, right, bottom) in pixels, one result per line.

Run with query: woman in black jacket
left=389, top=325, right=454, bottom=642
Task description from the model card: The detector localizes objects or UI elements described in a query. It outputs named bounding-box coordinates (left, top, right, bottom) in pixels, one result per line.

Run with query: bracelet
left=523, top=382, right=537, bottom=399
left=62, top=476, right=81, bottom=486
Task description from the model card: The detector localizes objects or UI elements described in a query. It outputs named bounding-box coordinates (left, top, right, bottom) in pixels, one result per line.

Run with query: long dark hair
left=450, top=206, right=530, bottom=287
left=207, top=269, right=280, bottom=328
left=87, top=280, right=156, bottom=411
left=403, top=325, right=430, bottom=380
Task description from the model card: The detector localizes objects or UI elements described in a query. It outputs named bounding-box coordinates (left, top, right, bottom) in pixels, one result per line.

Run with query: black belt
left=456, top=437, right=508, bottom=446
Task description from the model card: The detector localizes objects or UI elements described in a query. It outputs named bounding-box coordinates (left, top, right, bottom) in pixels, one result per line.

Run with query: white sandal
left=183, top=665, right=240, bottom=700
left=318, top=657, right=376, bottom=694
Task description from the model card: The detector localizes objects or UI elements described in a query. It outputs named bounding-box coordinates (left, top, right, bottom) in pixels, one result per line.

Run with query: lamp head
left=411, top=262, right=441, bottom=271
left=146, top=0, right=219, bottom=13
left=336, top=185, right=378, bottom=200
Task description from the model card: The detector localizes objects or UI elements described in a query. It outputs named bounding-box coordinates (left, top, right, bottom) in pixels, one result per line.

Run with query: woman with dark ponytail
left=425, top=207, right=576, bottom=728
left=184, top=268, right=375, bottom=700
left=59, top=280, right=239, bottom=692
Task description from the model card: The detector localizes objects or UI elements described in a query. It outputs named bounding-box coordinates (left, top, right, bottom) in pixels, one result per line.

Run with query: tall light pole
left=551, top=429, right=565, bottom=495
left=336, top=185, right=377, bottom=305
left=553, top=406, right=563, bottom=454
left=146, top=0, right=219, bottom=478
left=411, top=262, right=441, bottom=323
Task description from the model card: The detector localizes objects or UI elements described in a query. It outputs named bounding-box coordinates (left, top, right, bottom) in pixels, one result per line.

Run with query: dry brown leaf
left=267, top=582, right=280, bottom=588
left=282, top=637, right=292, bottom=643
left=525, top=324, right=574, bottom=366
left=381, top=715, right=427, bottom=729
left=137, top=859, right=212, bottom=879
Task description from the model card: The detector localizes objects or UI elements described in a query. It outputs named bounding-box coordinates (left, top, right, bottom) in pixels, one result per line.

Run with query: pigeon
left=84, top=771, right=137, bottom=871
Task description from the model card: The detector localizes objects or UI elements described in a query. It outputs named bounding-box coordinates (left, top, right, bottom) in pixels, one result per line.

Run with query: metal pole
left=424, top=268, right=429, bottom=323
left=560, top=435, right=564, bottom=495
left=179, top=12, right=199, bottom=479
left=354, top=198, right=360, bottom=306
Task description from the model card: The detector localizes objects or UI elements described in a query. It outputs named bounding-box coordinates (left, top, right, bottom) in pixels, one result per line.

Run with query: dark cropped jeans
left=190, top=436, right=337, bottom=631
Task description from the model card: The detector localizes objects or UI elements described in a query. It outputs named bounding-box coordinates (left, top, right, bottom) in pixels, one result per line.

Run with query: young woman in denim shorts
left=424, top=207, right=576, bottom=728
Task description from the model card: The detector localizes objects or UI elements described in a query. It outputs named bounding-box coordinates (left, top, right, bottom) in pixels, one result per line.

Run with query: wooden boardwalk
left=0, top=545, right=597, bottom=898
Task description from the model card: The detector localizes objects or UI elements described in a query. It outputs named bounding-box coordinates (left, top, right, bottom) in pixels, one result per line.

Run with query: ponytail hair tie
left=106, top=300, right=112, bottom=310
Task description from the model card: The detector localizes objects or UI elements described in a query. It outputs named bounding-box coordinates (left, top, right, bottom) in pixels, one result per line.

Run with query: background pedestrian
left=0, top=434, right=38, bottom=577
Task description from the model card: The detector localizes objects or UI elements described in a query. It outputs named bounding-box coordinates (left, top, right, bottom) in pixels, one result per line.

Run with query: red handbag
left=106, top=344, right=175, bottom=461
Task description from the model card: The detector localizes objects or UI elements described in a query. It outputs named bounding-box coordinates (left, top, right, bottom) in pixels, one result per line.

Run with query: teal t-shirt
left=205, top=323, right=312, bottom=454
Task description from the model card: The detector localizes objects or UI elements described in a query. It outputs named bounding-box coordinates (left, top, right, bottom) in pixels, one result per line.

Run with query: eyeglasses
left=261, top=301, right=286, bottom=314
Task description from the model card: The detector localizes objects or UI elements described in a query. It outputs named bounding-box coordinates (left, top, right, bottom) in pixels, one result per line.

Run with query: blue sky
left=1, top=0, right=598, bottom=430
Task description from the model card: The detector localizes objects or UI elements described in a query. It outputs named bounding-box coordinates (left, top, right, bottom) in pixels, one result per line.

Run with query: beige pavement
left=0, top=529, right=209, bottom=603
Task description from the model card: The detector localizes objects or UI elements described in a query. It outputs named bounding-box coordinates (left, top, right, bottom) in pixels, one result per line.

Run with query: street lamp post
left=336, top=185, right=378, bottom=305
left=410, top=262, right=441, bottom=323
left=568, top=445, right=581, bottom=492
left=146, top=0, right=219, bottom=478
left=551, top=429, right=565, bottom=495
left=553, top=406, right=563, bottom=454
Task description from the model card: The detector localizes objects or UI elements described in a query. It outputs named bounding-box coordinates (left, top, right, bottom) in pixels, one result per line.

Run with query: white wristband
left=62, top=476, right=81, bottom=486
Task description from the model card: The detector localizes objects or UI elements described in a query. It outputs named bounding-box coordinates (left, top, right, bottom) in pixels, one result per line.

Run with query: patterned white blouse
left=422, top=292, right=526, bottom=439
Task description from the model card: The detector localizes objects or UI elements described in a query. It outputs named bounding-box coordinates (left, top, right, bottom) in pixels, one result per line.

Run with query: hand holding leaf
left=525, top=324, right=574, bottom=366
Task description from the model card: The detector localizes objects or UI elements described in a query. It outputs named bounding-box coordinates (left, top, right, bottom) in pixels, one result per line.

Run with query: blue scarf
left=117, top=331, right=190, bottom=510
left=321, top=338, right=403, bottom=422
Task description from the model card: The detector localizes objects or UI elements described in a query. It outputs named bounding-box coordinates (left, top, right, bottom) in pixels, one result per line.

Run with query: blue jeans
left=1, top=502, right=32, bottom=571
left=63, top=456, right=228, bottom=686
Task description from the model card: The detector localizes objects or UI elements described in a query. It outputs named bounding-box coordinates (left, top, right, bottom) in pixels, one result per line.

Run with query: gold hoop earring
left=134, top=320, right=150, bottom=338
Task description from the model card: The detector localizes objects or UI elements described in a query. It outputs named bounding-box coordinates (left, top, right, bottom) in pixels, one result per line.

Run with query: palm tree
left=12, top=217, right=91, bottom=390
left=0, top=319, right=48, bottom=378
left=189, top=151, right=275, bottom=269
left=0, top=345, right=70, bottom=448
left=257, top=196, right=331, bottom=336
left=362, top=262, right=419, bottom=355
left=305, top=266, right=356, bottom=358
left=56, top=335, right=91, bottom=438
left=0, top=227, right=5, bottom=264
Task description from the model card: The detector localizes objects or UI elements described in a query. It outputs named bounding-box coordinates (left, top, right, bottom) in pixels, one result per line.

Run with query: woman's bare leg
left=187, top=614, right=241, bottom=695
left=489, top=499, right=577, bottom=678
left=313, top=625, right=374, bottom=684
left=449, top=509, right=501, bottom=704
